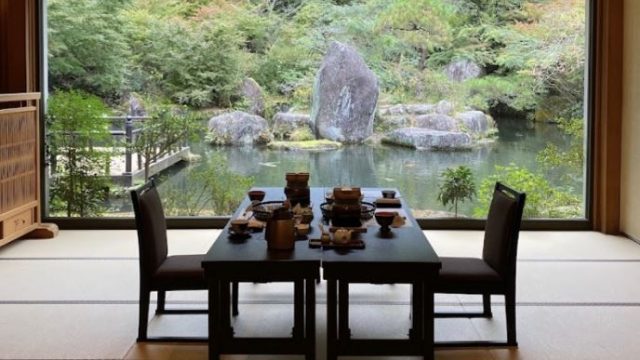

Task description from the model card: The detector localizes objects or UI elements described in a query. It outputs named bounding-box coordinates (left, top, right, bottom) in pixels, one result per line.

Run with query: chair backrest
left=482, top=182, right=526, bottom=282
left=131, top=180, right=168, bottom=282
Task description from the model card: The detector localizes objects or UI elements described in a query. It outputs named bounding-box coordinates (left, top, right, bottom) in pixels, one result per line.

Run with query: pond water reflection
left=151, top=119, right=583, bottom=218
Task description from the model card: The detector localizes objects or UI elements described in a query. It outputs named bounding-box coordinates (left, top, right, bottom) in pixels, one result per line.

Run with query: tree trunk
left=419, top=48, right=427, bottom=71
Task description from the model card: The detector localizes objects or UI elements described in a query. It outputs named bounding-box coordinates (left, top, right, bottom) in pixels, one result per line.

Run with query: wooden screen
left=0, top=94, right=41, bottom=245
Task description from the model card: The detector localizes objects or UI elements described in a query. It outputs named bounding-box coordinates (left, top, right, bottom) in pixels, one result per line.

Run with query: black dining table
left=202, top=187, right=441, bottom=360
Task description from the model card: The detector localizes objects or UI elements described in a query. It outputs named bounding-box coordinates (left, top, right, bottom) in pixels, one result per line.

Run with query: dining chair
left=131, top=179, right=238, bottom=342
left=434, top=182, right=526, bottom=347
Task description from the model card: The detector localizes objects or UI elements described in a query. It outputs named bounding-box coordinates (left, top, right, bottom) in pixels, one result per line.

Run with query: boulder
left=405, top=103, right=435, bottom=115
left=435, top=100, right=454, bottom=115
left=239, top=78, right=265, bottom=116
left=378, top=104, right=407, bottom=116
left=378, top=114, right=412, bottom=130
left=415, top=114, right=458, bottom=132
left=311, top=41, right=379, bottom=143
left=383, top=128, right=472, bottom=150
left=272, top=112, right=313, bottom=139
left=456, top=111, right=494, bottom=135
left=378, top=103, right=435, bottom=116
left=445, top=59, right=482, bottom=82
left=207, top=111, right=272, bottom=146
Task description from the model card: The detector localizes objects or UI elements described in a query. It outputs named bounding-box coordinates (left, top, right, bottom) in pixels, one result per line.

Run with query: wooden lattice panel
left=0, top=108, right=37, bottom=213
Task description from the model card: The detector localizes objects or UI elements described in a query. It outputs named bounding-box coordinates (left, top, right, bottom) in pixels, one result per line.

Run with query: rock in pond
left=239, top=78, right=265, bottom=116
left=207, top=111, right=272, bottom=146
left=383, top=128, right=472, bottom=150
left=272, top=112, right=312, bottom=139
left=311, top=41, right=379, bottom=143
left=456, top=111, right=494, bottom=135
left=415, top=114, right=458, bottom=132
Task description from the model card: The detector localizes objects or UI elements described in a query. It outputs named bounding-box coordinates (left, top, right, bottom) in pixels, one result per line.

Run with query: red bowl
left=248, top=190, right=266, bottom=202
left=375, top=211, right=395, bottom=229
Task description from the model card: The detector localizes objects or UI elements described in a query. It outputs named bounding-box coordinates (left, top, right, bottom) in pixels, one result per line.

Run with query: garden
left=46, top=0, right=587, bottom=219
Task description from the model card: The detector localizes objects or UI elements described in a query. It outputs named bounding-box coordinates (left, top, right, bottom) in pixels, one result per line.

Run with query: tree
left=129, top=103, right=201, bottom=181
left=376, top=0, right=454, bottom=70
left=48, top=0, right=131, bottom=99
left=162, top=154, right=255, bottom=216
left=437, top=165, right=476, bottom=217
left=47, top=91, right=113, bottom=217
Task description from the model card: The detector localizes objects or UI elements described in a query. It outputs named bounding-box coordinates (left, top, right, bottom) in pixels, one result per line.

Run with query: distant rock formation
left=445, top=59, right=482, bottom=82
left=207, top=111, right=272, bottom=146
left=383, top=128, right=472, bottom=150
left=239, top=77, right=265, bottom=116
left=272, top=112, right=312, bottom=140
left=311, top=41, right=379, bottom=143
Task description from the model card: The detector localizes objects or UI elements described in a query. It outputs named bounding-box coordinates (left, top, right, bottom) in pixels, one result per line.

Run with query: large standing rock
left=239, top=78, right=265, bottom=116
left=445, top=59, right=482, bottom=82
left=207, top=111, right=272, bottom=146
left=383, top=128, right=472, bottom=150
left=272, top=112, right=313, bottom=139
left=415, top=114, right=458, bottom=132
left=456, top=111, right=494, bottom=135
left=311, top=41, right=379, bottom=143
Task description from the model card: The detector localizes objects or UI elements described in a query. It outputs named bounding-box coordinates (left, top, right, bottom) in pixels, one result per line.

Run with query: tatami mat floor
left=0, top=230, right=638, bottom=359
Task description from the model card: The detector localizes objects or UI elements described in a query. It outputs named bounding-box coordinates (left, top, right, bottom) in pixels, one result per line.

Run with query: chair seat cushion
left=152, top=255, right=206, bottom=290
left=435, top=257, right=504, bottom=294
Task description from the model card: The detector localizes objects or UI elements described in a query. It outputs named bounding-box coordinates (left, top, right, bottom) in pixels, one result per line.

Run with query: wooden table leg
left=208, top=279, right=220, bottom=360
left=411, top=281, right=424, bottom=341
left=339, top=280, right=350, bottom=339
left=221, top=281, right=233, bottom=338
left=305, top=277, right=316, bottom=360
left=423, top=281, right=435, bottom=360
left=327, top=279, right=338, bottom=360
left=294, top=279, right=304, bottom=339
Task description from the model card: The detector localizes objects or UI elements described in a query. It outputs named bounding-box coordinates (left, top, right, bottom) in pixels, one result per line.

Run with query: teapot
left=265, top=206, right=296, bottom=250
left=333, top=228, right=353, bottom=244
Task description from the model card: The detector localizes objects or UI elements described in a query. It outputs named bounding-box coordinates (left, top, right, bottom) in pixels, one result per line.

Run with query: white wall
left=621, top=0, right=640, bottom=239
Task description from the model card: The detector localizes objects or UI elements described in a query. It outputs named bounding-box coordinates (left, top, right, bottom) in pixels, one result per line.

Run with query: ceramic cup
left=381, top=190, right=396, bottom=199
left=248, top=190, right=266, bottom=202
left=230, top=219, right=249, bottom=234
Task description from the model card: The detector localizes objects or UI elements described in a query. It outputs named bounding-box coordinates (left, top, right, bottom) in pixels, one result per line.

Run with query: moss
left=268, top=139, right=342, bottom=151
left=289, top=127, right=315, bottom=141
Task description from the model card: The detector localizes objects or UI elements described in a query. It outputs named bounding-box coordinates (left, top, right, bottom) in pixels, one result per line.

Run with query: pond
left=149, top=118, right=583, bottom=218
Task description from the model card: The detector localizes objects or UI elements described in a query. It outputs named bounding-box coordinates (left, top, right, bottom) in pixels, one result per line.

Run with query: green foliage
left=437, top=166, right=476, bottom=217
left=537, top=117, right=585, bottom=182
left=474, top=164, right=582, bottom=218
left=130, top=102, right=202, bottom=181
left=124, top=6, right=245, bottom=107
left=48, top=0, right=131, bottom=99
left=289, top=127, right=315, bottom=142
left=376, top=0, right=454, bottom=70
left=47, top=91, right=113, bottom=217
left=48, top=0, right=585, bottom=122
left=162, top=154, right=254, bottom=216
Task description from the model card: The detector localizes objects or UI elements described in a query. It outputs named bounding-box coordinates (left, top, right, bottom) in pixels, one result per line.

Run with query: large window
left=45, top=0, right=589, bottom=222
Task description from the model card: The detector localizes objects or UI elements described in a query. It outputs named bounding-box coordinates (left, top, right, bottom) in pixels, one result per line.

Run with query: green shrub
left=474, top=164, right=582, bottom=219
left=47, top=90, right=113, bottom=217
left=437, top=166, right=476, bottom=218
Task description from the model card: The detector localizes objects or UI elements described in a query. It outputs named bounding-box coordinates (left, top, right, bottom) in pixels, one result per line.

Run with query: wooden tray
left=308, top=238, right=365, bottom=249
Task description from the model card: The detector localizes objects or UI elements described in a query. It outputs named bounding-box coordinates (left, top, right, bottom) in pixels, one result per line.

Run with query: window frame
left=38, top=0, right=597, bottom=231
